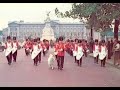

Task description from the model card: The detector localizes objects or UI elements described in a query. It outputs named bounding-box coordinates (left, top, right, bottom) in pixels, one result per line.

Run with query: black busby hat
left=78, top=39, right=82, bottom=43
left=101, top=40, right=105, bottom=43
left=13, top=37, right=16, bottom=40
left=95, top=39, right=98, bottom=42
left=7, top=36, right=11, bottom=40
left=37, top=37, right=40, bottom=41
left=75, top=39, right=78, bottom=42
left=34, top=39, right=37, bottom=42
left=71, top=40, right=74, bottom=42
left=59, top=36, right=63, bottom=41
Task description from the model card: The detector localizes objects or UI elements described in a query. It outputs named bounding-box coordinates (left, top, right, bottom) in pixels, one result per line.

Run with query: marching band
left=2, top=36, right=120, bottom=69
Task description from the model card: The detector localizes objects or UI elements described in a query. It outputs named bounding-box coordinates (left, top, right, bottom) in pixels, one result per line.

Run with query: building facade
left=2, top=17, right=88, bottom=41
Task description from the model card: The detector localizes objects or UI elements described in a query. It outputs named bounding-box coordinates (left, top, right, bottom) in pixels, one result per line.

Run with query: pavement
left=89, top=53, right=120, bottom=69
left=0, top=48, right=120, bottom=87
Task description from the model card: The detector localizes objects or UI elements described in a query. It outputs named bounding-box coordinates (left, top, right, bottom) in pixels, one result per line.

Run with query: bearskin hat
left=37, top=37, right=40, bottom=41
left=101, top=40, right=105, bottom=43
left=78, top=39, right=82, bottom=43
left=7, top=36, right=11, bottom=40
left=95, top=39, right=98, bottom=42
left=13, top=37, right=16, bottom=40
left=59, top=36, right=63, bottom=41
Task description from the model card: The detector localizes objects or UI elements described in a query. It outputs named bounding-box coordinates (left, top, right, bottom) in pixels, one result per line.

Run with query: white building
left=2, top=17, right=88, bottom=41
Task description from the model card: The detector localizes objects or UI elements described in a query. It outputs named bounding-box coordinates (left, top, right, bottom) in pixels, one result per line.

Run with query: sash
left=73, top=51, right=77, bottom=56
left=38, top=48, right=42, bottom=53
left=99, top=52, right=107, bottom=60
left=12, top=47, right=17, bottom=54
left=31, top=50, right=39, bottom=60
left=76, top=52, right=83, bottom=60
left=93, top=51, right=99, bottom=57
left=5, top=48, right=12, bottom=56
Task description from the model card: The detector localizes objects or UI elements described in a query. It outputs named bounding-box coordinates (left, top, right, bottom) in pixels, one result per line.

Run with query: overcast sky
left=0, top=3, right=80, bottom=30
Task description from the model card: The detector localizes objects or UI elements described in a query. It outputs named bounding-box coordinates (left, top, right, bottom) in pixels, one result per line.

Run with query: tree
left=55, top=3, right=120, bottom=40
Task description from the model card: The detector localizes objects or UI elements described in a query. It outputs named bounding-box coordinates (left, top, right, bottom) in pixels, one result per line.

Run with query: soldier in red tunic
left=12, top=37, right=19, bottom=62
left=93, top=39, right=99, bottom=64
left=56, top=37, right=65, bottom=70
left=4, top=36, right=13, bottom=65
left=83, top=40, right=89, bottom=57
left=76, top=39, right=84, bottom=67
left=37, top=37, right=43, bottom=63
left=24, top=39, right=32, bottom=56
left=42, top=39, right=47, bottom=56
left=73, top=39, right=78, bottom=63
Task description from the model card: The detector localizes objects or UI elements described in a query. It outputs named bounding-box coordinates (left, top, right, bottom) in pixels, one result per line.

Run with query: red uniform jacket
left=73, top=43, right=78, bottom=51
left=24, top=42, right=32, bottom=49
left=41, top=42, right=47, bottom=50
left=56, top=42, right=65, bottom=56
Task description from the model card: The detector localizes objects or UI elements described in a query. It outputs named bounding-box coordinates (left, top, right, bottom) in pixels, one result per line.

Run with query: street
left=0, top=48, right=120, bottom=87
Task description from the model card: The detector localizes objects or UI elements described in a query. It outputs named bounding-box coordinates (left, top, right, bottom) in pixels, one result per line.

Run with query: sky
left=0, top=3, right=80, bottom=30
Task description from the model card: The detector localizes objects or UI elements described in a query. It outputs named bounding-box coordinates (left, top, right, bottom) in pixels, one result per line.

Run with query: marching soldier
left=99, top=40, right=107, bottom=67
left=4, top=36, right=13, bottom=65
left=12, top=37, right=19, bottom=62
left=31, top=39, right=39, bottom=66
left=93, top=39, right=99, bottom=64
left=56, top=37, right=65, bottom=70
left=73, top=39, right=78, bottom=63
left=37, top=37, right=43, bottom=63
left=83, top=40, right=89, bottom=57
left=76, top=40, right=84, bottom=67
left=24, top=39, right=32, bottom=56
left=42, top=39, right=47, bottom=56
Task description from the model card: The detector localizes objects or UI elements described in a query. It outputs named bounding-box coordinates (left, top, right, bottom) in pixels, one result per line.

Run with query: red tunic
left=56, top=42, right=65, bottom=56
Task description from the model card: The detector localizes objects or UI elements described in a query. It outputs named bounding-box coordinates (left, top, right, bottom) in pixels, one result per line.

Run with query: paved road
left=0, top=48, right=120, bottom=87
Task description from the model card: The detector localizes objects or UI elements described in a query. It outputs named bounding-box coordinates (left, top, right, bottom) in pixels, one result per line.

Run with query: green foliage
left=55, top=3, right=120, bottom=32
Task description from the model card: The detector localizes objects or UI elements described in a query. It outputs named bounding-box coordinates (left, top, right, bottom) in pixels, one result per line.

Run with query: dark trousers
left=12, top=51, right=17, bottom=62
left=6, top=52, right=12, bottom=65
left=101, top=57, right=106, bottom=67
left=38, top=52, right=41, bottom=63
left=94, top=55, right=99, bottom=64
left=77, top=57, right=82, bottom=66
left=84, top=51, right=87, bottom=57
left=25, top=49, right=29, bottom=56
left=108, top=50, right=111, bottom=59
left=55, top=55, right=57, bottom=60
left=33, top=55, right=38, bottom=66
left=43, top=50, right=46, bottom=56
left=57, top=56, right=64, bottom=70
left=74, top=56, right=76, bottom=63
